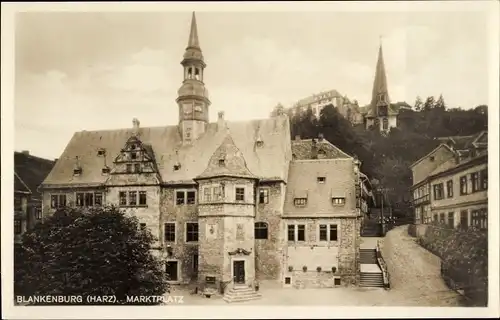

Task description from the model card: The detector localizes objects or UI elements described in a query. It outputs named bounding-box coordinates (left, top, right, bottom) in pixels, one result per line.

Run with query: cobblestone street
left=378, top=225, right=463, bottom=306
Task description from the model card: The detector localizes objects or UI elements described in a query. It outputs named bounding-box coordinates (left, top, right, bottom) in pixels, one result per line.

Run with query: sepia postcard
left=1, top=1, right=499, bottom=319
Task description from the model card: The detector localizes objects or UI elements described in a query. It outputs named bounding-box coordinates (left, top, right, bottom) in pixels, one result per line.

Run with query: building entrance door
left=233, top=260, right=245, bottom=284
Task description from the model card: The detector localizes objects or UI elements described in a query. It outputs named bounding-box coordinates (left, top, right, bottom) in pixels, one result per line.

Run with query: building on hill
left=14, top=151, right=55, bottom=243
left=410, top=130, right=488, bottom=229
left=361, top=43, right=399, bottom=133
left=275, top=90, right=364, bottom=125
left=39, top=12, right=370, bottom=293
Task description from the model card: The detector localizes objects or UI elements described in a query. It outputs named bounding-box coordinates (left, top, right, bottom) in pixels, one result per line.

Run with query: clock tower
left=176, top=12, right=211, bottom=143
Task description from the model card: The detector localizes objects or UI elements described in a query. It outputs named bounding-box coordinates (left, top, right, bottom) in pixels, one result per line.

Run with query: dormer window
left=102, top=167, right=110, bottom=174
left=173, top=163, right=181, bottom=171
left=317, top=177, right=326, bottom=184
left=332, top=197, right=345, bottom=205
left=131, top=144, right=136, bottom=150
left=255, top=139, right=264, bottom=148
left=131, top=152, right=137, bottom=160
left=97, top=148, right=106, bottom=156
left=218, top=159, right=226, bottom=167
left=73, top=168, right=82, bottom=176
left=294, top=198, right=307, bottom=206
left=430, top=156, right=435, bottom=162
left=318, top=149, right=326, bottom=158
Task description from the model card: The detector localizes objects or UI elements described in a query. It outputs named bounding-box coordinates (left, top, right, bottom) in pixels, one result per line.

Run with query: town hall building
left=40, top=12, right=372, bottom=299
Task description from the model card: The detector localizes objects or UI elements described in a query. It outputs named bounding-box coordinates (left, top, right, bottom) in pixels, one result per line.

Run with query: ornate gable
left=195, top=134, right=256, bottom=181
left=105, top=136, right=161, bottom=185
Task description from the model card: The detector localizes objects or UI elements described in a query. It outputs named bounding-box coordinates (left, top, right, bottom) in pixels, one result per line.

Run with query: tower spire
left=370, top=40, right=390, bottom=108
left=188, top=11, right=200, bottom=49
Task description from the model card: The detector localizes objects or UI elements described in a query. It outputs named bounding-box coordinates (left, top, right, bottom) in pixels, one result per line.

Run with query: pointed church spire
left=370, top=39, right=390, bottom=109
left=188, top=11, right=200, bottom=49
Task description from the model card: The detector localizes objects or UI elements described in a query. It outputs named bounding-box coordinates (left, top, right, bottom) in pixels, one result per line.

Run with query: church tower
left=364, top=41, right=398, bottom=133
left=176, top=12, right=211, bottom=143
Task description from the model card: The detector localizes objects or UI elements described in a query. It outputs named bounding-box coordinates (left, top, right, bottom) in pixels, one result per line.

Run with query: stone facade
left=39, top=12, right=365, bottom=293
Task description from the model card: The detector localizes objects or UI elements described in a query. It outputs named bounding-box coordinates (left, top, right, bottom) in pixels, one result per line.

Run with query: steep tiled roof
left=291, top=139, right=352, bottom=160
left=14, top=152, right=55, bottom=198
left=295, top=89, right=342, bottom=107
left=196, top=134, right=256, bottom=180
left=284, top=159, right=356, bottom=215
left=41, top=116, right=292, bottom=187
left=14, top=172, right=31, bottom=193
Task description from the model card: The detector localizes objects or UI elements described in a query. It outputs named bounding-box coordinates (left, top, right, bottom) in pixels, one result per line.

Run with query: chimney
left=295, top=135, right=301, bottom=141
left=311, top=138, right=318, bottom=159
left=22, top=150, right=30, bottom=155
left=217, top=111, right=225, bottom=130
left=132, top=118, right=140, bottom=135
left=318, top=133, right=324, bottom=142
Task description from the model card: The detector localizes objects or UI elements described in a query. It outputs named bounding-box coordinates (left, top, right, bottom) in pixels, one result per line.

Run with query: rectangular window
left=235, top=187, right=245, bottom=201
left=164, top=223, right=176, bottom=242
left=14, top=220, right=22, bottom=235
left=317, top=177, right=326, bottom=184
left=134, top=163, right=141, bottom=173
left=186, top=223, right=199, bottom=242
left=433, top=214, right=438, bottom=223
left=332, top=197, right=345, bottom=205
left=203, top=188, right=211, bottom=202
left=14, top=197, right=22, bottom=211
left=176, top=191, right=186, bottom=205
left=471, top=172, right=480, bottom=192
left=128, top=191, right=137, bottom=206
left=329, top=225, right=338, bottom=241
left=213, top=186, right=222, bottom=201
left=126, top=164, right=133, bottom=173
left=459, top=176, right=468, bottom=195
left=76, top=193, right=84, bottom=207
left=51, top=194, right=67, bottom=208
left=319, top=224, right=327, bottom=241
left=186, top=191, right=196, bottom=204
left=254, top=222, right=268, bottom=239
left=446, top=180, right=453, bottom=198
left=297, top=224, right=305, bottom=241
left=259, top=188, right=269, bottom=204
left=35, top=208, right=42, bottom=220
left=460, top=210, right=468, bottom=229
left=95, top=192, right=103, bottom=206
left=439, top=213, right=445, bottom=224
left=287, top=224, right=295, bottom=241
left=433, top=183, right=444, bottom=200
left=480, top=169, right=488, bottom=190
left=448, top=212, right=454, bottom=228
left=84, top=193, right=94, bottom=207
left=139, top=191, right=147, bottom=205
left=131, top=152, right=137, bottom=160
left=119, top=192, right=127, bottom=206
left=294, top=198, right=307, bottom=206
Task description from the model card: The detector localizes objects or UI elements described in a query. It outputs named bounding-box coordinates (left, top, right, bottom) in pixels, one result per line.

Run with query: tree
left=14, top=206, right=170, bottom=305
left=414, top=96, right=423, bottom=111
left=423, top=96, right=435, bottom=111
left=434, top=94, right=446, bottom=110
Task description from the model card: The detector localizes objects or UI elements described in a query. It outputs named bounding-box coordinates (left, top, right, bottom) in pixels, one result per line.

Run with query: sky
left=11, top=4, right=492, bottom=160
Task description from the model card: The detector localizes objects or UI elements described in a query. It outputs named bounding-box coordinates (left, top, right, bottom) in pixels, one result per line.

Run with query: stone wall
left=338, top=218, right=359, bottom=286
left=160, top=186, right=199, bottom=284
left=288, top=270, right=340, bottom=289
left=255, top=182, right=285, bottom=281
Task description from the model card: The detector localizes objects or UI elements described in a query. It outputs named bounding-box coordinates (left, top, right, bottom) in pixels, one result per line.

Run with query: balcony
left=412, top=194, right=430, bottom=206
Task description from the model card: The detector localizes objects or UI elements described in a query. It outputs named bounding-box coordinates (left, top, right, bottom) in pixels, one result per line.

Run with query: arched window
left=194, top=68, right=200, bottom=80
left=187, top=67, right=193, bottom=79
left=254, top=222, right=268, bottom=240
left=382, top=118, right=389, bottom=130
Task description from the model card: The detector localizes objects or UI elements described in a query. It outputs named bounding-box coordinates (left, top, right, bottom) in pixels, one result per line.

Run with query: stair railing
left=376, top=240, right=390, bottom=290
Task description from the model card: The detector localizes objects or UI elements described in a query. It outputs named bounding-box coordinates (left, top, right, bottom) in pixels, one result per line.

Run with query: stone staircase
left=360, top=248, right=377, bottom=264
left=359, top=248, right=384, bottom=288
left=360, top=272, right=384, bottom=288
left=223, top=285, right=262, bottom=303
